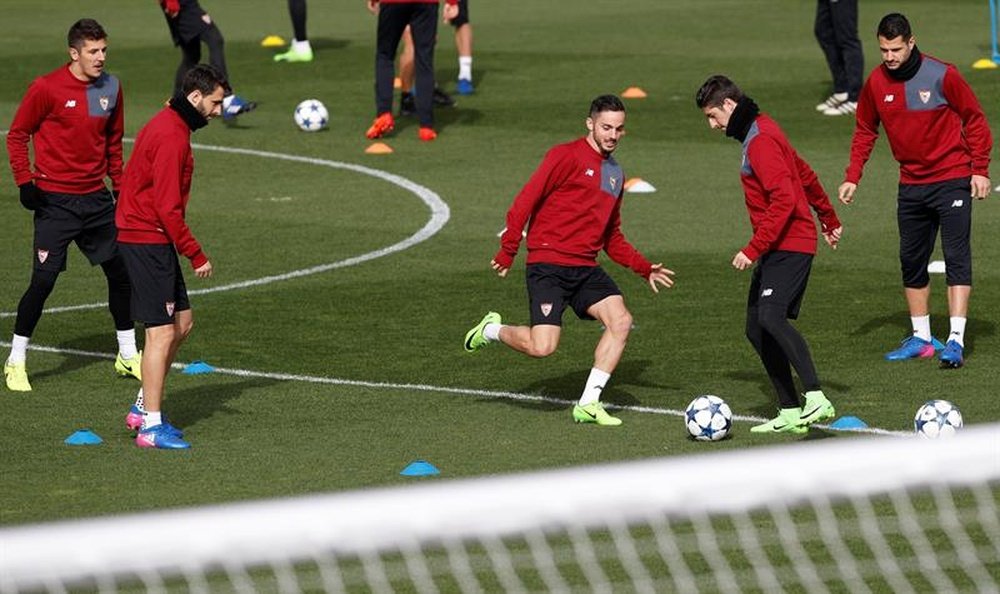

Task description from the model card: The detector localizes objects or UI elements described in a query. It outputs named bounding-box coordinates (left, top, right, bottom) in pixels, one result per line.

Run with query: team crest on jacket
left=99, top=96, right=110, bottom=111
left=165, top=301, right=175, bottom=316
left=36, top=249, right=48, bottom=264
left=918, top=90, right=931, bottom=104
left=540, top=303, right=553, bottom=317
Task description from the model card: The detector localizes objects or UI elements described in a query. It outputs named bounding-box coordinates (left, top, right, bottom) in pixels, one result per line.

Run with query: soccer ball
left=685, top=395, right=732, bottom=441
left=914, top=400, right=963, bottom=438
left=294, top=99, right=328, bottom=132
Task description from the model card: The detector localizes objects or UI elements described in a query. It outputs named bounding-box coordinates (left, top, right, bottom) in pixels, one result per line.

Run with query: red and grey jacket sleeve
left=943, top=65, right=993, bottom=178
left=106, top=83, right=125, bottom=192
left=795, top=151, right=841, bottom=232
left=743, top=135, right=798, bottom=262
left=493, top=146, right=573, bottom=269
left=604, top=198, right=653, bottom=278
left=6, top=77, right=49, bottom=188
left=151, top=137, right=207, bottom=269
left=844, top=80, right=880, bottom=185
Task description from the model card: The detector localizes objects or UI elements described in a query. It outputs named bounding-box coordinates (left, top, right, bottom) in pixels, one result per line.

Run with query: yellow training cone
left=972, top=58, right=998, bottom=69
left=621, top=87, right=648, bottom=99
left=365, top=142, right=394, bottom=154
left=261, top=35, right=287, bottom=48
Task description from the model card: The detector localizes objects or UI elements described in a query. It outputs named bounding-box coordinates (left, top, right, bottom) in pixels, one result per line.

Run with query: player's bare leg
left=135, top=310, right=193, bottom=448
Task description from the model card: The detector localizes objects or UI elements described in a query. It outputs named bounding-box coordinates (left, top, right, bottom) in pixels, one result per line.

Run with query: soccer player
left=5, top=19, right=141, bottom=392
left=159, top=0, right=257, bottom=120
left=838, top=13, right=993, bottom=368
left=696, top=75, right=842, bottom=434
left=814, top=0, right=864, bottom=116
left=447, top=0, right=474, bottom=94
left=274, top=0, right=314, bottom=62
left=464, top=95, right=675, bottom=426
left=116, top=64, right=224, bottom=449
left=365, top=0, right=459, bottom=142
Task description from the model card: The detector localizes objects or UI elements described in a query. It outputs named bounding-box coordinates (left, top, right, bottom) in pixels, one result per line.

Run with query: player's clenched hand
left=838, top=182, right=857, bottom=205
left=823, top=225, right=843, bottom=250
left=490, top=259, right=508, bottom=278
left=971, top=175, right=991, bottom=200
left=442, top=3, right=459, bottom=22
left=732, top=251, right=753, bottom=271
left=366, top=0, right=379, bottom=15
left=647, top=263, right=675, bottom=293
left=195, top=261, right=213, bottom=279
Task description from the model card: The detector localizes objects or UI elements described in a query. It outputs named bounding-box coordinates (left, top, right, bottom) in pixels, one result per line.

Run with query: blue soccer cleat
left=456, top=78, right=474, bottom=95
left=939, top=340, right=964, bottom=369
left=222, top=95, right=257, bottom=121
left=136, top=423, right=190, bottom=449
left=885, top=336, right=935, bottom=361
left=126, top=406, right=184, bottom=437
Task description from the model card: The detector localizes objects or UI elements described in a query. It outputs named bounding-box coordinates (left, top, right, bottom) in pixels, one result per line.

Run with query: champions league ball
left=294, top=99, right=328, bottom=132
left=914, top=399, right=963, bottom=438
left=685, top=395, right=732, bottom=441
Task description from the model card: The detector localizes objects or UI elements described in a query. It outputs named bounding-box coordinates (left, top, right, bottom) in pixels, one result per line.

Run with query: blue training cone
left=829, top=416, right=869, bottom=431
left=400, top=460, right=440, bottom=477
left=65, top=429, right=103, bottom=445
left=183, top=360, right=216, bottom=374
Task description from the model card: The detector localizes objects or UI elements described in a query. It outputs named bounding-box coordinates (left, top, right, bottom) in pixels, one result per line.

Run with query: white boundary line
left=0, top=137, right=450, bottom=317
left=1, top=340, right=912, bottom=437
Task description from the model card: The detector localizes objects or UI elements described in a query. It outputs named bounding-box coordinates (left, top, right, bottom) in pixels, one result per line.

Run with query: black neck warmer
left=886, top=46, right=922, bottom=81
left=725, top=96, right=760, bottom=143
left=168, top=93, right=209, bottom=131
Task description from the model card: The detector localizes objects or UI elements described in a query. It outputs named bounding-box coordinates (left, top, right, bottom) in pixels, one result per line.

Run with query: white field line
left=0, top=138, right=450, bottom=317
left=1, top=341, right=912, bottom=437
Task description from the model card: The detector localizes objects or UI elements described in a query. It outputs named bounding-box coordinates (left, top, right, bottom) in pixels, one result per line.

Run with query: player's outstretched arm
left=647, top=263, right=675, bottom=293
left=838, top=182, right=857, bottom=205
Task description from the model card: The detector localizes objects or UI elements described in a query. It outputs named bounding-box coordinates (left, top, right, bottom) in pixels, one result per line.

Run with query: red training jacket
left=116, top=106, right=207, bottom=269
left=845, top=54, right=992, bottom=185
left=6, top=65, right=124, bottom=194
left=739, top=114, right=840, bottom=262
left=494, top=137, right=653, bottom=278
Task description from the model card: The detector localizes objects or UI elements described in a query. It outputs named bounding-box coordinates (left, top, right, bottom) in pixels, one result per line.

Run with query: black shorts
left=119, top=243, right=191, bottom=327
left=526, top=264, right=622, bottom=327
left=166, top=0, right=210, bottom=45
left=32, top=188, right=118, bottom=272
left=450, top=0, right=469, bottom=28
left=897, top=177, right=972, bottom=287
left=747, top=251, right=813, bottom=321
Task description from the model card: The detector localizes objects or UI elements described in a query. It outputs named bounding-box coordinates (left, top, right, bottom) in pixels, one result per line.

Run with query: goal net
left=2, top=424, right=998, bottom=593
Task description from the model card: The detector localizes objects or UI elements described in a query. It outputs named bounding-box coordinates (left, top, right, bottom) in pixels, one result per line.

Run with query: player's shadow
left=852, top=313, right=995, bottom=356
left=307, top=38, right=349, bottom=52
left=167, top=376, right=280, bottom=429
left=499, top=359, right=669, bottom=412
left=392, top=107, right=483, bottom=135
left=30, top=333, right=117, bottom=383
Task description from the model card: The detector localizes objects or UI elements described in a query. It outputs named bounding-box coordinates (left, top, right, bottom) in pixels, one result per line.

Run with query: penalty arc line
left=2, top=341, right=912, bottom=437
left=0, top=137, right=450, bottom=317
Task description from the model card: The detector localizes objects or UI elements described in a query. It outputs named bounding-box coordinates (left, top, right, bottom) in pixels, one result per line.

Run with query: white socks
left=949, top=316, right=966, bottom=346
left=142, top=411, right=162, bottom=430
left=117, top=329, right=138, bottom=359
left=578, top=368, right=611, bottom=407
left=7, top=334, right=29, bottom=364
left=911, top=315, right=931, bottom=342
left=458, top=56, right=473, bottom=81
left=483, top=322, right=502, bottom=342
left=293, top=38, right=312, bottom=53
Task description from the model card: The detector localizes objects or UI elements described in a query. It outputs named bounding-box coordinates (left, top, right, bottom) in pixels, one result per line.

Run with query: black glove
left=18, top=182, right=41, bottom=211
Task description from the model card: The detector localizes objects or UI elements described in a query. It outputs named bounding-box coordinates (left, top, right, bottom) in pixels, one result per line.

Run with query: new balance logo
left=585, top=168, right=594, bottom=177
left=64, top=100, right=76, bottom=108
left=951, top=200, right=964, bottom=208
left=761, top=288, right=774, bottom=297
left=883, top=94, right=894, bottom=103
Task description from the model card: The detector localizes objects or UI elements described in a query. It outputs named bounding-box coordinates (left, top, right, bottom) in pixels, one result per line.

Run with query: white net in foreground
left=2, top=424, right=998, bottom=593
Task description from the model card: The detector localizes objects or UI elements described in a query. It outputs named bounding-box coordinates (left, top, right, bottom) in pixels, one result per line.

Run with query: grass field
left=1, top=0, right=998, bottom=527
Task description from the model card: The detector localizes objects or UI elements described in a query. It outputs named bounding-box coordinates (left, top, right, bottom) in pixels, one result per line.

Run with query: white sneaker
left=823, top=101, right=857, bottom=116
left=816, top=92, right=848, bottom=112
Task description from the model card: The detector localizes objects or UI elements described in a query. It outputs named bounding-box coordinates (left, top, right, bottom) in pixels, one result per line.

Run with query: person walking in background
left=447, top=0, right=475, bottom=94
left=696, top=75, right=842, bottom=434
left=838, top=13, right=993, bottom=369
left=814, top=0, right=864, bottom=116
left=117, top=64, right=225, bottom=449
left=5, top=19, right=141, bottom=392
left=464, top=95, right=675, bottom=427
left=159, top=0, right=257, bottom=120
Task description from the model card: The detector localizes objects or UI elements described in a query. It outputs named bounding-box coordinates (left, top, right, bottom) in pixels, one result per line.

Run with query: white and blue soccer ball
left=685, top=395, right=732, bottom=441
left=914, top=399, right=963, bottom=438
left=294, top=99, right=328, bottom=132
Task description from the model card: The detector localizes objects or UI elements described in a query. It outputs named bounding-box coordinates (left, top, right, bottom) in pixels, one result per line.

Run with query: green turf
left=1, top=0, right=998, bottom=526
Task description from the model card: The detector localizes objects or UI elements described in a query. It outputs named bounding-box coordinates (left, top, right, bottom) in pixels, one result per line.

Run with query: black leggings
left=174, top=24, right=228, bottom=95
left=288, top=0, right=307, bottom=41
left=746, top=304, right=820, bottom=409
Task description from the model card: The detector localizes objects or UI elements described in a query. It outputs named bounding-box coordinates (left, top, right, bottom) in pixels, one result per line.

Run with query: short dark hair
left=67, top=19, right=106, bottom=49
left=695, top=75, right=744, bottom=109
left=180, top=64, right=231, bottom=96
left=589, top=94, right=625, bottom=118
left=877, top=13, right=912, bottom=40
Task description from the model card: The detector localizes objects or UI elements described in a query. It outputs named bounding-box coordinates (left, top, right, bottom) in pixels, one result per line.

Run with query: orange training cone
left=621, top=87, right=647, bottom=99
left=365, top=142, right=394, bottom=154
